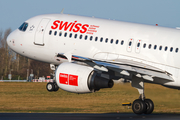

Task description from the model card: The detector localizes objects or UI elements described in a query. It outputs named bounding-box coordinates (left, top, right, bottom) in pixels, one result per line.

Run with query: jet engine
left=55, top=62, right=114, bottom=93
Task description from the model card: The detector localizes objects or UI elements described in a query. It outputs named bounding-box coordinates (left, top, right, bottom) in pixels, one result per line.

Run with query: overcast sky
left=0, top=0, right=180, bottom=31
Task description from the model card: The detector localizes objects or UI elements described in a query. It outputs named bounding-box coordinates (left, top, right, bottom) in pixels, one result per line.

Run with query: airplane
left=6, top=12, right=180, bottom=115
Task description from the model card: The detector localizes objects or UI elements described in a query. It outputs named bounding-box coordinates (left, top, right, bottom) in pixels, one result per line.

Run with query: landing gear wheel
left=46, top=82, right=54, bottom=92
left=144, top=99, right=154, bottom=114
left=54, top=82, right=59, bottom=91
left=46, top=82, right=59, bottom=92
left=132, top=99, right=146, bottom=115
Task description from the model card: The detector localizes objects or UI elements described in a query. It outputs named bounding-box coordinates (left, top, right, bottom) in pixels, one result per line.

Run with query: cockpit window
left=18, top=22, right=28, bottom=31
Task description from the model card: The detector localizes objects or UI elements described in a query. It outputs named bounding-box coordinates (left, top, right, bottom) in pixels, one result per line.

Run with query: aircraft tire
left=46, top=82, right=55, bottom=92
left=132, top=99, right=146, bottom=115
left=144, top=99, right=154, bottom=114
left=54, top=82, right=59, bottom=91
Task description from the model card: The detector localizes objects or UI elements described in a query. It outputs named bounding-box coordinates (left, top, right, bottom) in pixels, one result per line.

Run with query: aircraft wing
left=57, top=53, right=174, bottom=82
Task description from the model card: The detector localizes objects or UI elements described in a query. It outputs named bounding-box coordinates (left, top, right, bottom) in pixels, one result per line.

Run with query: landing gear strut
left=131, top=75, right=154, bottom=114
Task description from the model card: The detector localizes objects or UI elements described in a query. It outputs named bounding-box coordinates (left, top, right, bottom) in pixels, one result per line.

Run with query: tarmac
left=1, top=113, right=180, bottom=120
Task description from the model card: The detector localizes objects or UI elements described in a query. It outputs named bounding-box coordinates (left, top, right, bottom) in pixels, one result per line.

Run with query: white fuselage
left=7, top=14, right=180, bottom=87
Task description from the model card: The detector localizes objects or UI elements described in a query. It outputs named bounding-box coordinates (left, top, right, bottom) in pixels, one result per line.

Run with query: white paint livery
left=7, top=13, right=180, bottom=114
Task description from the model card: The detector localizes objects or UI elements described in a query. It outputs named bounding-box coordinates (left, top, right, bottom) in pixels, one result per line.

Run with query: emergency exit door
left=127, top=38, right=134, bottom=52
left=34, top=18, right=50, bottom=46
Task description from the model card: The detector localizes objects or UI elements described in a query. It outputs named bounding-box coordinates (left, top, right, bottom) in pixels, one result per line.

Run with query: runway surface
left=1, top=113, right=180, bottom=120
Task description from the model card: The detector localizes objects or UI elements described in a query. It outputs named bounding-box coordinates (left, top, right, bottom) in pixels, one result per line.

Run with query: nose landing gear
left=46, top=82, right=59, bottom=92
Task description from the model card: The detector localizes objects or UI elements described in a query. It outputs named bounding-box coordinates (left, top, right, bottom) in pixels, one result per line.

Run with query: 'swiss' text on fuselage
left=51, top=20, right=99, bottom=35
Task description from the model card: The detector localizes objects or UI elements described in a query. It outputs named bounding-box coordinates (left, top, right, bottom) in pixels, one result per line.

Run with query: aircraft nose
left=7, top=32, right=12, bottom=48
left=6, top=30, right=17, bottom=49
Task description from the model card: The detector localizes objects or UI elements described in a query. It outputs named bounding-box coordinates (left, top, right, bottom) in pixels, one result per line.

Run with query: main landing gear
left=131, top=75, right=154, bottom=114
left=132, top=98, right=154, bottom=114
left=46, top=82, right=59, bottom=92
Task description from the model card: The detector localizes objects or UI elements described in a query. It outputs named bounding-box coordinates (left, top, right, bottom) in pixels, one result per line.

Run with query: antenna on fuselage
left=60, top=8, right=64, bottom=14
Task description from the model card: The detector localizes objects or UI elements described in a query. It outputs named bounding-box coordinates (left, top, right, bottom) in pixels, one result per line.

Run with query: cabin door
left=34, top=18, right=50, bottom=46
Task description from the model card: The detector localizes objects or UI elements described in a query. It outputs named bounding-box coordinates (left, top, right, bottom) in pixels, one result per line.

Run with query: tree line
left=0, top=29, right=52, bottom=80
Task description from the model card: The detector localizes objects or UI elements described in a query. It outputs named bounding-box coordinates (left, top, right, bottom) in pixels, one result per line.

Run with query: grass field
left=0, top=82, right=180, bottom=113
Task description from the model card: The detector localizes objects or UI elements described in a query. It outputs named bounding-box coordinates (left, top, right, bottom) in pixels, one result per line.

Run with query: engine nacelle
left=55, top=62, right=114, bottom=93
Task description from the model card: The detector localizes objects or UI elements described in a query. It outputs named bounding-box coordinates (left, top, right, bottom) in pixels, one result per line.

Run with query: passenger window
left=121, top=40, right=124, bottom=45
left=90, top=36, right=93, bottom=41
left=159, top=46, right=162, bottom=50
left=95, top=37, right=98, bottom=41
left=165, top=46, right=168, bottom=51
left=137, top=43, right=140, bottom=47
left=111, top=39, right=113, bottom=44
left=79, top=35, right=82, bottom=39
left=64, top=32, right=67, bottom=37
left=49, top=30, right=52, bottom=35
left=170, top=47, right=173, bottom=52
left=154, top=45, right=157, bottom=50
left=100, top=37, right=103, bottom=42
left=105, top=38, right=108, bottom=43
left=54, top=31, right=57, bottom=36
left=148, top=44, right=152, bottom=49
left=116, top=40, right=119, bottom=44
left=69, top=33, right=72, bottom=38
left=176, top=48, right=179, bottom=53
left=18, top=22, right=28, bottom=32
left=129, top=41, right=132, bottom=46
left=85, top=35, right=88, bottom=40
left=59, top=32, right=62, bottom=36
left=143, top=43, right=146, bottom=48
left=74, top=34, right=77, bottom=38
